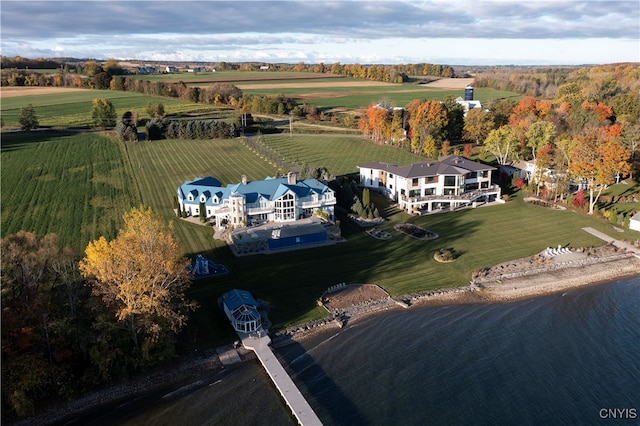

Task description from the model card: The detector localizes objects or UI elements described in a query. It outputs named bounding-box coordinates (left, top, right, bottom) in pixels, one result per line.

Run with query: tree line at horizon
left=1, top=55, right=455, bottom=84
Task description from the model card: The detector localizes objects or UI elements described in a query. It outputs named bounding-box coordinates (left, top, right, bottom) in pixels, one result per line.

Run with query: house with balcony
left=177, top=172, right=336, bottom=228
left=358, top=155, right=502, bottom=214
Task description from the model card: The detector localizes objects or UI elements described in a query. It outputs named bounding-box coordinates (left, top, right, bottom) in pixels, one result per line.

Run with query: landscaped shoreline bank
left=274, top=254, right=640, bottom=345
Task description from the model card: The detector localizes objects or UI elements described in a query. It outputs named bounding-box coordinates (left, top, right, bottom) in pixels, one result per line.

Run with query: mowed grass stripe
left=125, top=138, right=280, bottom=256
left=265, top=134, right=423, bottom=175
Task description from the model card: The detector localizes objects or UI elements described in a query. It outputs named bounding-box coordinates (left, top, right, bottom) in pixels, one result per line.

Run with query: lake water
left=90, top=276, right=640, bottom=425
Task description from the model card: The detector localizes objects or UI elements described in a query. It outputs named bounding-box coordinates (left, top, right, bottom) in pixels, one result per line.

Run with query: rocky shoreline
left=272, top=252, right=640, bottom=346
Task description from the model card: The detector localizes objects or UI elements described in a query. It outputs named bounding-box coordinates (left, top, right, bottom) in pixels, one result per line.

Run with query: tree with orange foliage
left=406, top=100, right=448, bottom=155
left=80, top=207, right=196, bottom=347
left=359, top=104, right=390, bottom=144
left=568, top=133, right=631, bottom=214
left=581, top=101, right=614, bottom=122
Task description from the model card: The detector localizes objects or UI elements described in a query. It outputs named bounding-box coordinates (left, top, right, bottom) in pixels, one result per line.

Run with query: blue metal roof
left=192, top=177, right=222, bottom=187
left=178, top=175, right=330, bottom=206
left=222, top=289, right=258, bottom=311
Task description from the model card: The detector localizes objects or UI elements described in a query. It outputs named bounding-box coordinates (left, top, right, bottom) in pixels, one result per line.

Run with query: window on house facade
left=412, top=178, right=419, bottom=186
left=389, top=174, right=393, bottom=178
left=274, top=193, right=296, bottom=221
left=425, top=176, right=436, bottom=183
left=424, top=188, right=435, bottom=196
left=444, top=176, right=457, bottom=187
left=482, top=170, right=489, bottom=178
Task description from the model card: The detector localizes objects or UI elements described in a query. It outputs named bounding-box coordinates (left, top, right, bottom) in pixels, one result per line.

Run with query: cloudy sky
left=1, top=1, right=638, bottom=65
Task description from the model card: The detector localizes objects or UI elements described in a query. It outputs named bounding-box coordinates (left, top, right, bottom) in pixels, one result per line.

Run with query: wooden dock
left=241, top=333, right=323, bottom=426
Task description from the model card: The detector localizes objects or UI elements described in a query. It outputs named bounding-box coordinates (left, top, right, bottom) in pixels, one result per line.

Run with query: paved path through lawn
left=582, top=227, right=640, bottom=258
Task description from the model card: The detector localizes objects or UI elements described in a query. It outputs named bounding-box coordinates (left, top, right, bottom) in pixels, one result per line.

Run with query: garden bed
left=394, top=223, right=438, bottom=240
left=366, top=227, right=392, bottom=240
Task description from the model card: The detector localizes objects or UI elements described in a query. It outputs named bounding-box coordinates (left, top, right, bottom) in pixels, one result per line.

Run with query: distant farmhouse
left=359, top=155, right=501, bottom=214
left=455, top=86, right=482, bottom=115
left=177, top=172, right=336, bottom=228
left=137, top=66, right=158, bottom=74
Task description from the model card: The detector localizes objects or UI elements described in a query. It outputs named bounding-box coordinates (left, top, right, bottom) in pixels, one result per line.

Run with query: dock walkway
left=241, top=333, right=323, bottom=426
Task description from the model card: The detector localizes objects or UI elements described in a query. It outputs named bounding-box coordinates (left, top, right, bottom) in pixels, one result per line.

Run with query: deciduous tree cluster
left=1, top=208, right=196, bottom=420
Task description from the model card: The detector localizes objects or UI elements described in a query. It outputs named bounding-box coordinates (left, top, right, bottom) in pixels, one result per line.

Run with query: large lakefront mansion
left=177, top=172, right=336, bottom=228
left=358, top=155, right=502, bottom=214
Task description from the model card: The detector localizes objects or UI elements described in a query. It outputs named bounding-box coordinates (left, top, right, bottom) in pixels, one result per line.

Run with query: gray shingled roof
left=359, top=156, right=494, bottom=179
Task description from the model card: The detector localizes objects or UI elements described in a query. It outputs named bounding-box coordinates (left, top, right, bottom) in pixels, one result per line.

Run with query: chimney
left=287, top=172, right=297, bottom=185
left=241, top=175, right=247, bottom=185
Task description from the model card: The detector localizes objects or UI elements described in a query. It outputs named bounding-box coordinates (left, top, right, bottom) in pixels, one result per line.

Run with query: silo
left=464, top=86, right=474, bottom=101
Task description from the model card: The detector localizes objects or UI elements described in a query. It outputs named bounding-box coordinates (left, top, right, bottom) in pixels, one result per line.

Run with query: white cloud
left=1, top=1, right=638, bottom=64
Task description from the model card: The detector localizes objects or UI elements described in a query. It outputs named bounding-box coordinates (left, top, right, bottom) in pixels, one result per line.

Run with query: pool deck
left=240, top=332, right=323, bottom=426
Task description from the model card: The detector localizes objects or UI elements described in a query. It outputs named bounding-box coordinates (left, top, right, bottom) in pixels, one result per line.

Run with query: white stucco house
left=358, top=155, right=502, bottom=214
left=177, top=172, right=336, bottom=228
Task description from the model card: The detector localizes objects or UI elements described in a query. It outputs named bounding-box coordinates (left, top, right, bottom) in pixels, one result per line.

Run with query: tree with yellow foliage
left=79, top=207, right=195, bottom=347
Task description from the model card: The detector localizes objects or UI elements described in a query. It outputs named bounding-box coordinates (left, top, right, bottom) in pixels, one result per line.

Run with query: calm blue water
left=101, top=277, right=640, bottom=425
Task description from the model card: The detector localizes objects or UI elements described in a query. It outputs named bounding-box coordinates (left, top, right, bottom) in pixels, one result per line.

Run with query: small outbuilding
left=221, top=289, right=262, bottom=334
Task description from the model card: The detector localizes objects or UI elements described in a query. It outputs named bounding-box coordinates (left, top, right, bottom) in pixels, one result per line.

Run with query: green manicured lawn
left=598, top=181, right=640, bottom=214
left=121, top=136, right=636, bottom=345
left=262, top=134, right=424, bottom=176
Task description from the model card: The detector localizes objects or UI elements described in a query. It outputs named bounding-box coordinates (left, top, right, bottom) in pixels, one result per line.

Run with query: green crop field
left=1, top=131, right=140, bottom=249
left=307, top=88, right=520, bottom=109
left=0, top=89, right=221, bottom=128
